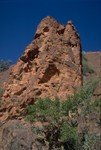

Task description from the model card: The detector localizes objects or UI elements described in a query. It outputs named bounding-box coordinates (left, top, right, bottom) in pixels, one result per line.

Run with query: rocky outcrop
left=0, top=16, right=82, bottom=120
left=0, top=120, right=33, bottom=150
left=0, top=120, right=48, bottom=150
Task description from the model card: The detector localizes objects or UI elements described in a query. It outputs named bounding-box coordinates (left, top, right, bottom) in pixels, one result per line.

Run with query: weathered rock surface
left=0, top=16, right=82, bottom=120
left=0, top=120, right=33, bottom=150
left=0, top=120, right=47, bottom=150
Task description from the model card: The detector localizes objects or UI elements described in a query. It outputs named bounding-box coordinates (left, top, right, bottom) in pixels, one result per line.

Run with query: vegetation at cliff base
left=26, top=79, right=101, bottom=150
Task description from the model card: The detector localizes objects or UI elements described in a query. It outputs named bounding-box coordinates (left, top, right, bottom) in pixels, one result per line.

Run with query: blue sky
left=0, top=0, right=101, bottom=63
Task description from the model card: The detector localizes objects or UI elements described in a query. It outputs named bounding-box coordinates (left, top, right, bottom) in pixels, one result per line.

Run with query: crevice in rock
left=63, top=60, right=76, bottom=70
left=38, top=63, right=60, bottom=84
left=20, top=55, right=28, bottom=63
left=57, top=28, right=65, bottom=35
left=14, top=86, right=27, bottom=96
left=27, top=48, right=39, bottom=61
left=67, top=47, right=75, bottom=63
left=43, top=26, right=49, bottom=32
left=34, top=33, right=41, bottom=39
left=20, top=48, right=39, bottom=63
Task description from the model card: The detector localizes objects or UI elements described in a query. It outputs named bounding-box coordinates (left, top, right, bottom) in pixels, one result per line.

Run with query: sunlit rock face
left=0, top=16, right=82, bottom=120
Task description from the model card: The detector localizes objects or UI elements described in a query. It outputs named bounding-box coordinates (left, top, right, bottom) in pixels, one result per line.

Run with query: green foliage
left=32, top=126, right=44, bottom=135
left=82, top=133, right=100, bottom=150
left=26, top=105, right=36, bottom=122
left=72, top=79, right=99, bottom=106
left=60, top=123, right=77, bottom=143
left=26, top=79, right=100, bottom=150
left=82, top=52, right=95, bottom=75
left=26, top=97, right=62, bottom=123
left=0, top=59, right=12, bottom=72
left=93, top=97, right=101, bottom=110
left=62, top=98, right=73, bottom=115
left=93, top=97, right=101, bottom=126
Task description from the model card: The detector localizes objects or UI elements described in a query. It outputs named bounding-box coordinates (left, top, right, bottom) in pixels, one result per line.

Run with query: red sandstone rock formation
left=0, top=16, right=82, bottom=120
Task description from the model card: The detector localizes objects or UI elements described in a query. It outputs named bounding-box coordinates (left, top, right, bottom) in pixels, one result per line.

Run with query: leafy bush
left=62, top=98, right=73, bottom=115
left=60, top=123, right=78, bottom=149
left=0, top=60, right=12, bottom=72
left=26, top=97, right=78, bottom=149
left=26, top=79, right=100, bottom=150
left=82, top=134, right=100, bottom=150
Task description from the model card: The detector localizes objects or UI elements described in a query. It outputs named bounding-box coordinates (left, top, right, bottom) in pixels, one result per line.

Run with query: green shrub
left=32, top=126, right=44, bottom=135
left=26, top=79, right=100, bottom=149
left=62, top=98, right=73, bottom=115
left=82, top=133, right=100, bottom=150
left=60, top=123, right=78, bottom=144
left=0, top=60, right=12, bottom=72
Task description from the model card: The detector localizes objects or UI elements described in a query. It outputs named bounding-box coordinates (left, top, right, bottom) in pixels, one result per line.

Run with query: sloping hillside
left=85, top=51, right=101, bottom=76
left=85, top=52, right=101, bottom=98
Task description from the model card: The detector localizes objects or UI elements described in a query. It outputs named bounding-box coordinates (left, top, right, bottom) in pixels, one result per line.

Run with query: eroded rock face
left=0, top=16, right=82, bottom=120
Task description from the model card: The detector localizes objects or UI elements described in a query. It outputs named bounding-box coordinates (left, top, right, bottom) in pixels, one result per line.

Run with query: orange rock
left=0, top=112, right=9, bottom=122
left=1, top=16, right=82, bottom=120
